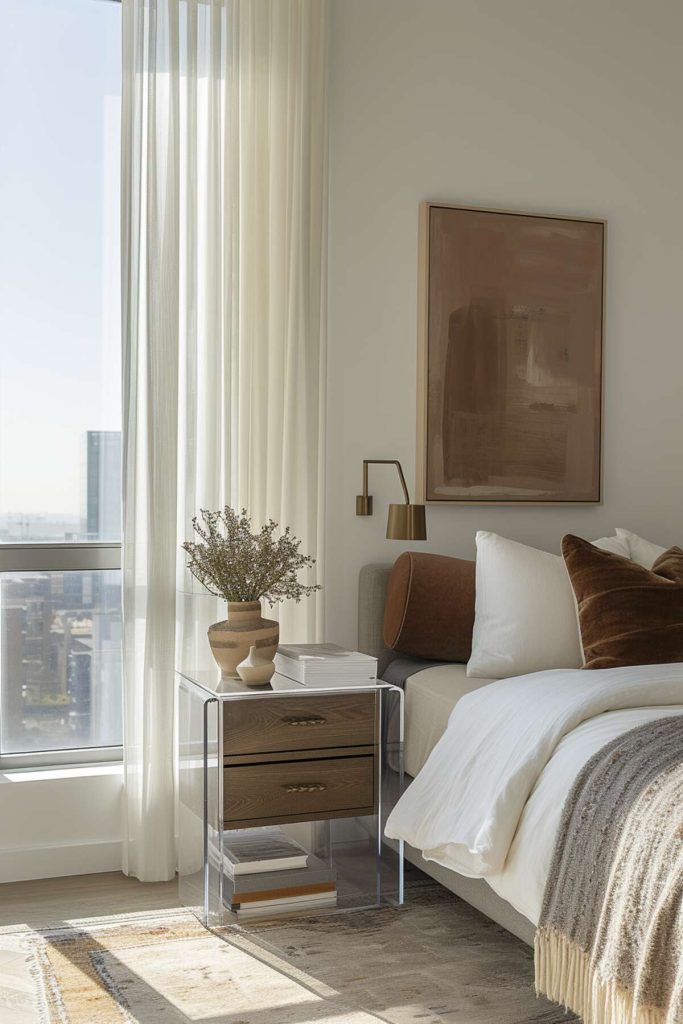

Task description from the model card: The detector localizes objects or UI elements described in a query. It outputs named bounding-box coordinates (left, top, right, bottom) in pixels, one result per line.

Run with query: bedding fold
left=384, top=662, right=683, bottom=877
left=536, top=715, right=683, bottom=1024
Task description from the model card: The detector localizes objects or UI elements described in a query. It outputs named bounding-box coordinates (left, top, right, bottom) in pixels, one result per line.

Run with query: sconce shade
left=356, top=459, right=427, bottom=541
left=386, top=503, right=427, bottom=541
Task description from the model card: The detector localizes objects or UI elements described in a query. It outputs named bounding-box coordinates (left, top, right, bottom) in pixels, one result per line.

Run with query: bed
left=359, top=562, right=538, bottom=943
left=358, top=563, right=683, bottom=952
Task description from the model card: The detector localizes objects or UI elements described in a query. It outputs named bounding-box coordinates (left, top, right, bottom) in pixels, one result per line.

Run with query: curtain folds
left=121, top=0, right=328, bottom=881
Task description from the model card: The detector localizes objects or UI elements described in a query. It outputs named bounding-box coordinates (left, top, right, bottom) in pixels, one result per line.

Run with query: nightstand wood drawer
left=223, top=693, right=376, bottom=756
left=223, top=755, right=375, bottom=827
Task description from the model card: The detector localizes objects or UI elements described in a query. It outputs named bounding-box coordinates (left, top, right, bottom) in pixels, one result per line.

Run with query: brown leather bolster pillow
left=382, top=551, right=475, bottom=662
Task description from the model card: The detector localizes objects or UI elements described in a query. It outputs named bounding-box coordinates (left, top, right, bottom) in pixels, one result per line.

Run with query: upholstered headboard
left=357, top=563, right=395, bottom=677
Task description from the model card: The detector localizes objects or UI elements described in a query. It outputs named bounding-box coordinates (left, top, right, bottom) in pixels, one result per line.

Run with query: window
left=0, top=0, right=123, bottom=767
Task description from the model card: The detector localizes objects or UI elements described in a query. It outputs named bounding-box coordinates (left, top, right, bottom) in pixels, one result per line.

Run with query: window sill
left=0, top=762, right=123, bottom=784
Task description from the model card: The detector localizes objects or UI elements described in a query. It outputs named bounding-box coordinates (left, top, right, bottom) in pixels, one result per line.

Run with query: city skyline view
left=0, top=429, right=123, bottom=753
left=0, top=0, right=121, bottom=521
left=0, top=429, right=122, bottom=543
left=0, top=0, right=123, bottom=758
left=1, top=566, right=122, bottom=754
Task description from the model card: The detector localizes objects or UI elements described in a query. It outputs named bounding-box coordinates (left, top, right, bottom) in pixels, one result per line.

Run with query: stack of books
left=274, top=643, right=378, bottom=687
left=223, top=827, right=337, bottom=919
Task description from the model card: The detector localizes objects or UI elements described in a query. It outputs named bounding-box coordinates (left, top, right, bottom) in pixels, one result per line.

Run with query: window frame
left=0, top=0, right=124, bottom=772
left=0, top=543, right=123, bottom=770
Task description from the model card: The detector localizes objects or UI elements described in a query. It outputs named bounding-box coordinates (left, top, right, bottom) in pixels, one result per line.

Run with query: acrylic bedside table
left=177, top=668, right=404, bottom=927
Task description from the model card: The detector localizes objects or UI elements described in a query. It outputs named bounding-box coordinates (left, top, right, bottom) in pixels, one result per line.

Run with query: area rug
left=2, top=885, right=574, bottom=1024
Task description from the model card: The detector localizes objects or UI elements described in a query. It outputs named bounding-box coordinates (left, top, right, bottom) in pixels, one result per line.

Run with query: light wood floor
left=0, top=871, right=181, bottom=930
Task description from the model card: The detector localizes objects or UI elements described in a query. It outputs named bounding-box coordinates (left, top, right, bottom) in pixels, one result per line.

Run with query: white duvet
left=385, top=662, right=683, bottom=924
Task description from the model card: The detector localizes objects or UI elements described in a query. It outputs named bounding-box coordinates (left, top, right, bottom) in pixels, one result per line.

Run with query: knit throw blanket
left=535, top=715, right=683, bottom=1024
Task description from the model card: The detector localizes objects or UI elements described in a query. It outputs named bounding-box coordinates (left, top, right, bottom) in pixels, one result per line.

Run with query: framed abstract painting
left=417, top=203, right=605, bottom=504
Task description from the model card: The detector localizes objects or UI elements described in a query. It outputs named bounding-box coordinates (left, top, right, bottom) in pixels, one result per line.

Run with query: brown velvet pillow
left=383, top=551, right=475, bottom=662
left=562, top=534, right=683, bottom=670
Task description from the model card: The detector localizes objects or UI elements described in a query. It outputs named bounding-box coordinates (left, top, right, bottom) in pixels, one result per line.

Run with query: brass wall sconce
left=356, top=459, right=427, bottom=540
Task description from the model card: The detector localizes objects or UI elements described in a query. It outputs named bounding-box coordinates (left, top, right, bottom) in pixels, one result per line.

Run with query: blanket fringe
left=535, top=927, right=664, bottom=1024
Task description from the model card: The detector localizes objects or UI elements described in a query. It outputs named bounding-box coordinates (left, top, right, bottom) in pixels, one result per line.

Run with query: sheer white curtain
left=121, top=0, right=328, bottom=881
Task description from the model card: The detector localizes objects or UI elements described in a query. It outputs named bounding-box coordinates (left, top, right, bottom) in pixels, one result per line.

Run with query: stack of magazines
left=223, top=827, right=337, bottom=919
left=274, top=643, right=377, bottom=687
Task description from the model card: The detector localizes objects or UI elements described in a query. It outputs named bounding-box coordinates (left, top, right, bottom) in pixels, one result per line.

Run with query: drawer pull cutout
left=281, top=716, right=327, bottom=727
left=282, top=782, right=327, bottom=794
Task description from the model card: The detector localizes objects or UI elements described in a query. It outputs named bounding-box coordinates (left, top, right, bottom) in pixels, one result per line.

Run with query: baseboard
left=0, top=840, right=122, bottom=884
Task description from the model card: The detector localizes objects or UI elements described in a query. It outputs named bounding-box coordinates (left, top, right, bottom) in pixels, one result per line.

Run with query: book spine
left=297, top=677, right=377, bottom=688
left=229, top=881, right=336, bottom=907
left=226, top=857, right=309, bottom=877
left=226, top=867, right=337, bottom=894
left=235, top=894, right=338, bottom=917
left=272, top=656, right=306, bottom=682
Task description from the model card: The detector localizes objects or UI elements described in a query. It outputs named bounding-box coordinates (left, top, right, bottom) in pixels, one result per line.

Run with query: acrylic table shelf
left=177, top=669, right=404, bottom=926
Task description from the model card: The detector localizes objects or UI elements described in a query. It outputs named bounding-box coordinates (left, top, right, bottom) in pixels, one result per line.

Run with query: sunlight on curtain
left=121, top=0, right=328, bottom=881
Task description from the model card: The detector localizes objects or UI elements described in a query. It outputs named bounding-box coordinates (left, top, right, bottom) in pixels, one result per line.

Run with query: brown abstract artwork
left=418, top=204, right=604, bottom=503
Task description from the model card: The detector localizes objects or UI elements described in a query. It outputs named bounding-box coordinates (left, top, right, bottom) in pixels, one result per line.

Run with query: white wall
left=325, top=0, right=683, bottom=647
left=0, top=766, right=122, bottom=882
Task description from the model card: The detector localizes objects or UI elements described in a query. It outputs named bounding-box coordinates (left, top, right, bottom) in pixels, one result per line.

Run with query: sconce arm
left=357, top=459, right=411, bottom=516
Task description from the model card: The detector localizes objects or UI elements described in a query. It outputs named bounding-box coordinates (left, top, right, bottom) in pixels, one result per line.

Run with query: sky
left=0, top=0, right=121, bottom=518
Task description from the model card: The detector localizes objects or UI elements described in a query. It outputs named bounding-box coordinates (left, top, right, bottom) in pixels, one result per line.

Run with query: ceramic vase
left=236, top=645, right=276, bottom=686
left=208, top=601, right=278, bottom=680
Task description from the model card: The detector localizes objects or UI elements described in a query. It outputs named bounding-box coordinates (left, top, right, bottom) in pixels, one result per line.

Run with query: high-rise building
left=90, top=595, right=123, bottom=748
left=0, top=603, right=24, bottom=750
left=86, top=431, right=121, bottom=541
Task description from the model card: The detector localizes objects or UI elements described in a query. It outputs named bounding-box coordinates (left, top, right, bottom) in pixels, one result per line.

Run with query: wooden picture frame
left=417, top=202, right=605, bottom=505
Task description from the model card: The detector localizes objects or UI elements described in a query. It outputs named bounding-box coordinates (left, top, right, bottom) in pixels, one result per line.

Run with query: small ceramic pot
left=208, top=601, right=278, bottom=680
left=236, top=645, right=276, bottom=686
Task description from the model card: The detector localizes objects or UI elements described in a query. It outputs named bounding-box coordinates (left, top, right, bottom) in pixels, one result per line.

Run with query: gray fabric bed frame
left=358, top=563, right=536, bottom=946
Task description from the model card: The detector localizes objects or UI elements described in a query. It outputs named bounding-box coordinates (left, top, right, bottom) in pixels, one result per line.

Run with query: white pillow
left=466, top=531, right=631, bottom=679
left=615, top=528, right=667, bottom=569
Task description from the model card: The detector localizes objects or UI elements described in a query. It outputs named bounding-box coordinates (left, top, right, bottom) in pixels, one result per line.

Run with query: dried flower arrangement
left=182, top=506, right=321, bottom=606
